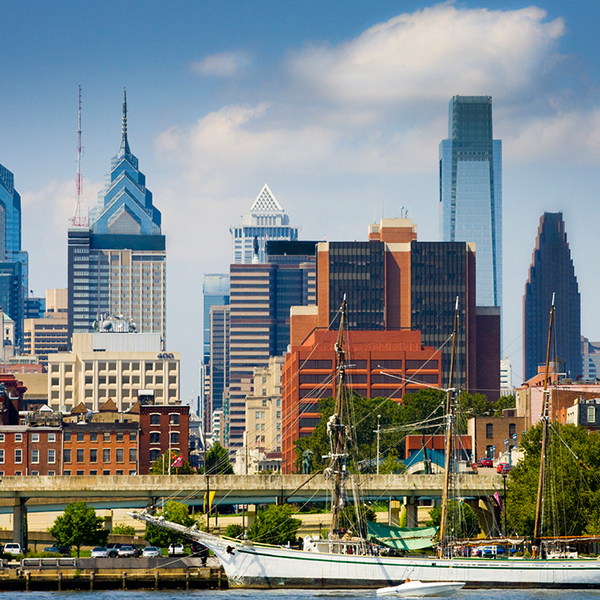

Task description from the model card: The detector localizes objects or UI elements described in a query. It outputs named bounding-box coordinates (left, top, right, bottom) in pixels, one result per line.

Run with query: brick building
left=138, top=404, right=189, bottom=474
left=467, top=409, right=526, bottom=462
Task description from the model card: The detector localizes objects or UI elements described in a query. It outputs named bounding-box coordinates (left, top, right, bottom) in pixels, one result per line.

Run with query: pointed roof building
left=230, top=184, right=299, bottom=263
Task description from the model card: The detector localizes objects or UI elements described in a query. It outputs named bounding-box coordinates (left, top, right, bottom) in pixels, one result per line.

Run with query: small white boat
left=376, top=580, right=466, bottom=597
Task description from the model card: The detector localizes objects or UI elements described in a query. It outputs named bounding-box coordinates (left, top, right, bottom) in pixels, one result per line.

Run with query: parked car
left=91, top=547, right=109, bottom=558
left=477, top=458, right=493, bottom=468
left=106, top=543, right=123, bottom=558
left=118, top=544, right=141, bottom=558
left=142, top=546, right=161, bottom=558
left=475, top=545, right=506, bottom=558
left=168, top=544, right=186, bottom=556
left=4, top=543, right=22, bottom=555
left=497, top=463, right=513, bottom=474
left=44, top=546, right=71, bottom=556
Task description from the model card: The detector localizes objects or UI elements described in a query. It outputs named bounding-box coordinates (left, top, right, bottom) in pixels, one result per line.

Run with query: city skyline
left=2, top=2, right=600, bottom=398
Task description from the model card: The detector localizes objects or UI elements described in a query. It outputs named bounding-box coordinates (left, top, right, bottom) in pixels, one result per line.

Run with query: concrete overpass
left=1, top=472, right=504, bottom=546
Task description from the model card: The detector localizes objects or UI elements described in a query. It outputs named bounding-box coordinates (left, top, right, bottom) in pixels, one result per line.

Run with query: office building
left=440, top=96, right=502, bottom=309
left=48, top=332, right=179, bottom=413
left=208, top=304, right=230, bottom=417
left=68, top=92, right=166, bottom=343
left=581, top=337, right=600, bottom=381
left=23, top=289, right=69, bottom=366
left=523, top=212, right=581, bottom=381
left=226, top=243, right=315, bottom=451
left=230, top=184, right=299, bottom=264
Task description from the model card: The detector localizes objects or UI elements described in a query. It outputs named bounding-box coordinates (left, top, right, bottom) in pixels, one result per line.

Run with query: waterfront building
left=439, top=96, right=502, bottom=310
left=230, top=184, right=299, bottom=264
left=68, top=91, right=166, bottom=343
left=523, top=212, right=581, bottom=381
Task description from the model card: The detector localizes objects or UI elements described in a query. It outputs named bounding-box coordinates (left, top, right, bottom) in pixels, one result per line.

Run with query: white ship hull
left=194, top=532, right=600, bottom=589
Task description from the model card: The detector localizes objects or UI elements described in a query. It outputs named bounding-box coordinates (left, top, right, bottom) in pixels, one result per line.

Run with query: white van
left=4, top=543, right=22, bottom=555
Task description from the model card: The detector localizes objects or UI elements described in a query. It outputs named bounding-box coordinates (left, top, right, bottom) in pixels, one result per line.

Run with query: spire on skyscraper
left=119, top=88, right=131, bottom=158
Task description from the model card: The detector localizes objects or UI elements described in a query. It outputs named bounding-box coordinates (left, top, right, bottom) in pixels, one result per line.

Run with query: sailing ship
left=130, top=297, right=600, bottom=588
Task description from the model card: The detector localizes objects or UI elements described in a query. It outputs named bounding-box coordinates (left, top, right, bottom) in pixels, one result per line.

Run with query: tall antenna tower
left=70, top=85, right=88, bottom=227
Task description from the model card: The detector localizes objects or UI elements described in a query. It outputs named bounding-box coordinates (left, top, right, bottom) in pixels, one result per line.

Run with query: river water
left=2, top=590, right=600, bottom=599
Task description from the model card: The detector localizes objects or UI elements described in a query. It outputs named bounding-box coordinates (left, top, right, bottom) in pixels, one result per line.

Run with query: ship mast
left=533, top=292, right=555, bottom=555
left=438, top=296, right=459, bottom=558
left=328, top=298, right=348, bottom=536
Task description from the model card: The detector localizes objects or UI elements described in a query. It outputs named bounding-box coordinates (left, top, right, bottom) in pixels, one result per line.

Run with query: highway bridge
left=0, top=472, right=504, bottom=546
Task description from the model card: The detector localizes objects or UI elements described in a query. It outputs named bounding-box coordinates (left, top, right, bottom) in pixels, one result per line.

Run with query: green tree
left=112, top=523, right=135, bottom=536
left=427, top=500, right=480, bottom=540
left=493, top=394, right=516, bottom=417
left=150, top=451, right=195, bottom=475
left=144, top=501, right=199, bottom=548
left=224, top=524, right=244, bottom=539
left=247, top=505, right=302, bottom=545
left=205, top=442, right=234, bottom=475
left=49, top=501, right=108, bottom=557
left=507, top=422, right=600, bottom=537
left=379, top=449, right=406, bottom=474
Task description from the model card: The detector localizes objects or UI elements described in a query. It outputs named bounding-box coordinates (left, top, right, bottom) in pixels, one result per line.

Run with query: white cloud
left=190, top=51, right=252, bottom=77
left=290, top=3, right=564, bottom=105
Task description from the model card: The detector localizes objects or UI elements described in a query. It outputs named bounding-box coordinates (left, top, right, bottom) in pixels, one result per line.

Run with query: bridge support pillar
left=13, top=498, right=27, bottom=549
left=388, top=500, right=401, bottom=526
left=247, top=505, right=256, bottom=531
left=405, top=497, right=418, bottom=528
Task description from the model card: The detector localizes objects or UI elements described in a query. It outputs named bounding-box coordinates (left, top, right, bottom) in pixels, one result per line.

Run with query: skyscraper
left=68, top=91, right=166, bottom=343
left=230, top=184, right=299, bottom=264
left=439, top=96, right=502, bottom=309
left=0, top=164, right=28, bottom=346
left=523, top=212, right=581, bottom=381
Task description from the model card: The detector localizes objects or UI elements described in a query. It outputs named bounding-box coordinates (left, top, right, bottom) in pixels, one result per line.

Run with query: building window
left=170, top=432, right=179, bottom=445
left=103, top=432, right=111, bottom=442
left=509, top=423, right=516, bottom=437
left=150, top=432, right=160, bottom=444
left=48, top=433, right=56, bottom=443
left=129, top=431, right=137, bottom=442
left=77, top=432, right=85, bottom=442
left=116, top=449, right=124, bottom=463
left=129, top=448, right=137, bottom=462
left=64, top=432, right=71, bottom=442
left=486, top=424, right=494, bottom=439
left=103, top=470, right=110, bottom=475
left=169, top=414, right=179, bottom=426
left=103, top=449, right=111, bottom=463
left=77, top=449, right=84, bottom=463
left=31, top=433, right=39, bottom=443
left=77, top=470, right=84, bottom=476
left=90, top=470, right=97, bottom=475
left=129, top=470, right=136, bottom=475
left=149, top=449, right=160, bottom=463
left=15, top=471, right=22, bottom=476
left=116, top=432, right=124, bottom=442
left=150, top=414, right=161, bottom=426
left=31, top=450, right=39, bottom=464
left=0, top=434, right=4, bottom=443
left=15, top=434, right=22, bottom=443
left=588, top=407, right=596, bottom=423
left=0, top=449, right=4, bottom=464
left=64, top=470, right=71, bottom=476
left=48, top=471, right=55, bottom=476
left=48, top=449, right=55, bottom=464
left=64, top=449, right=71, bottom=463
left=15, top=449, right=22, bottom=464
left=116, top=470, right=124, bottom=476
left=90, top=449, right=97, bottom=463
left=90, top=432, right=98, bottom=442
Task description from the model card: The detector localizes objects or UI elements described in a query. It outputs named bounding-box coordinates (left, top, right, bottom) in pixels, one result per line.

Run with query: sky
left=2, top=0, right=600, bottom=401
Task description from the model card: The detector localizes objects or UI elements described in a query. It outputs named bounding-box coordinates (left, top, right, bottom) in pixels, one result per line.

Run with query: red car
left=477, top=458, right=493, bottom=467
left=497, top=463, right=513, bottom=474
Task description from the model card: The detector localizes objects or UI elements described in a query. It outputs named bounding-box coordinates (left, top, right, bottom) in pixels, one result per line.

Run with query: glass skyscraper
left=439, top=96, right=502, bottom=309
left=68, top=91, right=166, bottom=342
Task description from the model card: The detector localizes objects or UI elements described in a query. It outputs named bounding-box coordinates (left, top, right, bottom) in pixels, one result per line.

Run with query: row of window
left=0, top=433, right=56, bottom=443
left=64, top=448, right=136, bottom=463
left=0, top=449, right=55, bottom=464
left=64, top=431, right=137, bottom=443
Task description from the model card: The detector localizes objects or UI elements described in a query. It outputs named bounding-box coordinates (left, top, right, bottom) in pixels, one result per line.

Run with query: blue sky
left=2, top=1, right=600, bottom=400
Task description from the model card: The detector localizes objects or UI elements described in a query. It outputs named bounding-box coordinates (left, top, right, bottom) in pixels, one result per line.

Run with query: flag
left=171, top=455, right=183, bottom=468
left=203, top=491, right=216, bottom=513
left=493, top=492, right=503, bottom=511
